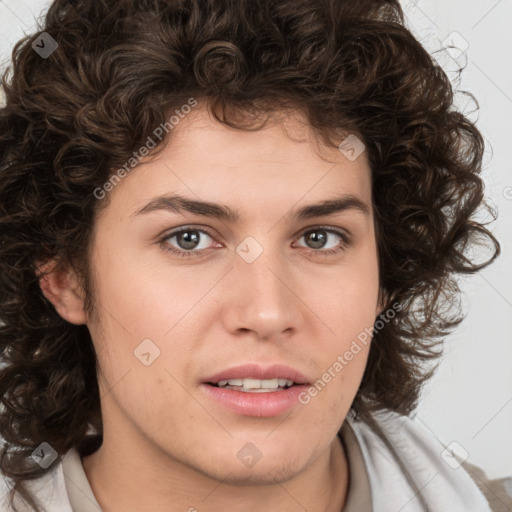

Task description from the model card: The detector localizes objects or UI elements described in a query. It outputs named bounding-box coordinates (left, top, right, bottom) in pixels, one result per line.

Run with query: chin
left=206, top=458, right=308, bottom=487
left=183, top=445, right=310, bottom=487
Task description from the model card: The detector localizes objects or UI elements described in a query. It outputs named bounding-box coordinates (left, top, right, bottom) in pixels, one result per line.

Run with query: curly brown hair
left=0, top=0, right=500, bottom=510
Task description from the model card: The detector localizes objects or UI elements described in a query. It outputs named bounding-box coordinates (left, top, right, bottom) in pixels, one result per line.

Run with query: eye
left=160, top=227, right=218, bottom=258
left=159, top=225, right=351, bottom=259
left=294, top=227, right=351, bottom=256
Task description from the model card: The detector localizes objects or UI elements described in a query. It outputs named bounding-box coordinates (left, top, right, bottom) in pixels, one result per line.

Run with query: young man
left=0, top=0, right=509, bottom=511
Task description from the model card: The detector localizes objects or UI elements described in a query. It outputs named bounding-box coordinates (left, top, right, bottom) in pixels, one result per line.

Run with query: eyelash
left=159, top=226, right=352, bottom=259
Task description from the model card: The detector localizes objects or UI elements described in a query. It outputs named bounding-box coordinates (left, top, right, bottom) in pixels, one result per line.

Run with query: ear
left=37, top=259, right=87, bottom=325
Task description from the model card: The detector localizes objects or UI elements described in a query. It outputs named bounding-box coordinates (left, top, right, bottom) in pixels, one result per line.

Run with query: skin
left=40, top=103, right=381, bottom=512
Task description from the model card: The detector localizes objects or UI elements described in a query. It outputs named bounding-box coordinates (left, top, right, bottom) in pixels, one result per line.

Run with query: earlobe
left=37, top=260, right=87, bottom=325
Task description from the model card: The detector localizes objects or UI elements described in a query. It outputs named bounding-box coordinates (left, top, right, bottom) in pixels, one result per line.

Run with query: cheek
left=313, top=255, right=379, bottom=348
left=87, top=246, right=222, bottom=395
left=91, top=243, right=211, bottom=339
left=303, top=247, right=378, bottom=401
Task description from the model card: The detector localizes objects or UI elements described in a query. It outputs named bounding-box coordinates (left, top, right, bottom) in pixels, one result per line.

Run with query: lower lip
left=201, top=383, right=309, bottom=417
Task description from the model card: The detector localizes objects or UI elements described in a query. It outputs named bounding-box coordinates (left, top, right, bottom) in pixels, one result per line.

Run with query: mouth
left=201, top=364, right=310, bottom=417
left=208, top=377, right=297, bottom=393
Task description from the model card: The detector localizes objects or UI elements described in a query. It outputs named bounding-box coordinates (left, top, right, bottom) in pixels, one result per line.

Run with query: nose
left=221, top=241, right=304, bottom=341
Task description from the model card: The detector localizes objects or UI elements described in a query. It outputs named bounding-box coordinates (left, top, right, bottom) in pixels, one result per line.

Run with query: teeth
left=243, top=378, right=263, bottom=389
left=216, top=378, right=294, bottom=390
left=218, top=379, right=242, bottom=387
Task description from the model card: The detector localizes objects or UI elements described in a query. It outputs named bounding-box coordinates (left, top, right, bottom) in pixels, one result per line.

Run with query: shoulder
left=0, top=458, right=73, bottom=512
left=461, top=459, right=512, bottom=512
left=0, top=471, right=15, bottom=511
left=345, top=409, right=509, bottom=512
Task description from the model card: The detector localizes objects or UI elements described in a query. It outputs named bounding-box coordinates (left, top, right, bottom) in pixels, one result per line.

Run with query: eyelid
left=292, top=223, right=352, bottom=241
left=159, top=224, right=218, bottom=241
left=159, top=225, right=219, bottom=248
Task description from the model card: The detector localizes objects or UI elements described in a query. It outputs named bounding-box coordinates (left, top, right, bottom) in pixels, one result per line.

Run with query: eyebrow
left=133, top=193, right=370, bottom=222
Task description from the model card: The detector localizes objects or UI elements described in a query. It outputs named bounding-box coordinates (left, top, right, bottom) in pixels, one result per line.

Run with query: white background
left=0, top=0, right=511, bottom=479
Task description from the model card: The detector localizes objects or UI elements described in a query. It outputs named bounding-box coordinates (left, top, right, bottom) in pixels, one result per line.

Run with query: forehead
left=100, top=104, right=372, bottom=221
left=164, top=105, right=365, bottom=170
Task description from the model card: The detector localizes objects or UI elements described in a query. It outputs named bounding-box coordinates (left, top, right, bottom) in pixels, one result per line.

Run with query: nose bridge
left=224, top=235, right=300, bottom=338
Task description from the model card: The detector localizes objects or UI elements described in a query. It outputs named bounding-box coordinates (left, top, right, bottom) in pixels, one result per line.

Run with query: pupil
left=178, top=231, right=200, bottom=250
left=307, top=230, right=326, bottom=249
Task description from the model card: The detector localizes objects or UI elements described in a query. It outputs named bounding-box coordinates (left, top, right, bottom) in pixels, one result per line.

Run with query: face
left=81, top=104, right=380, bottom=484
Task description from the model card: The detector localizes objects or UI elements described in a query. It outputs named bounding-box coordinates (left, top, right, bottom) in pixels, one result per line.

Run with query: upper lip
left=204, top=364, right=310, bottom=385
